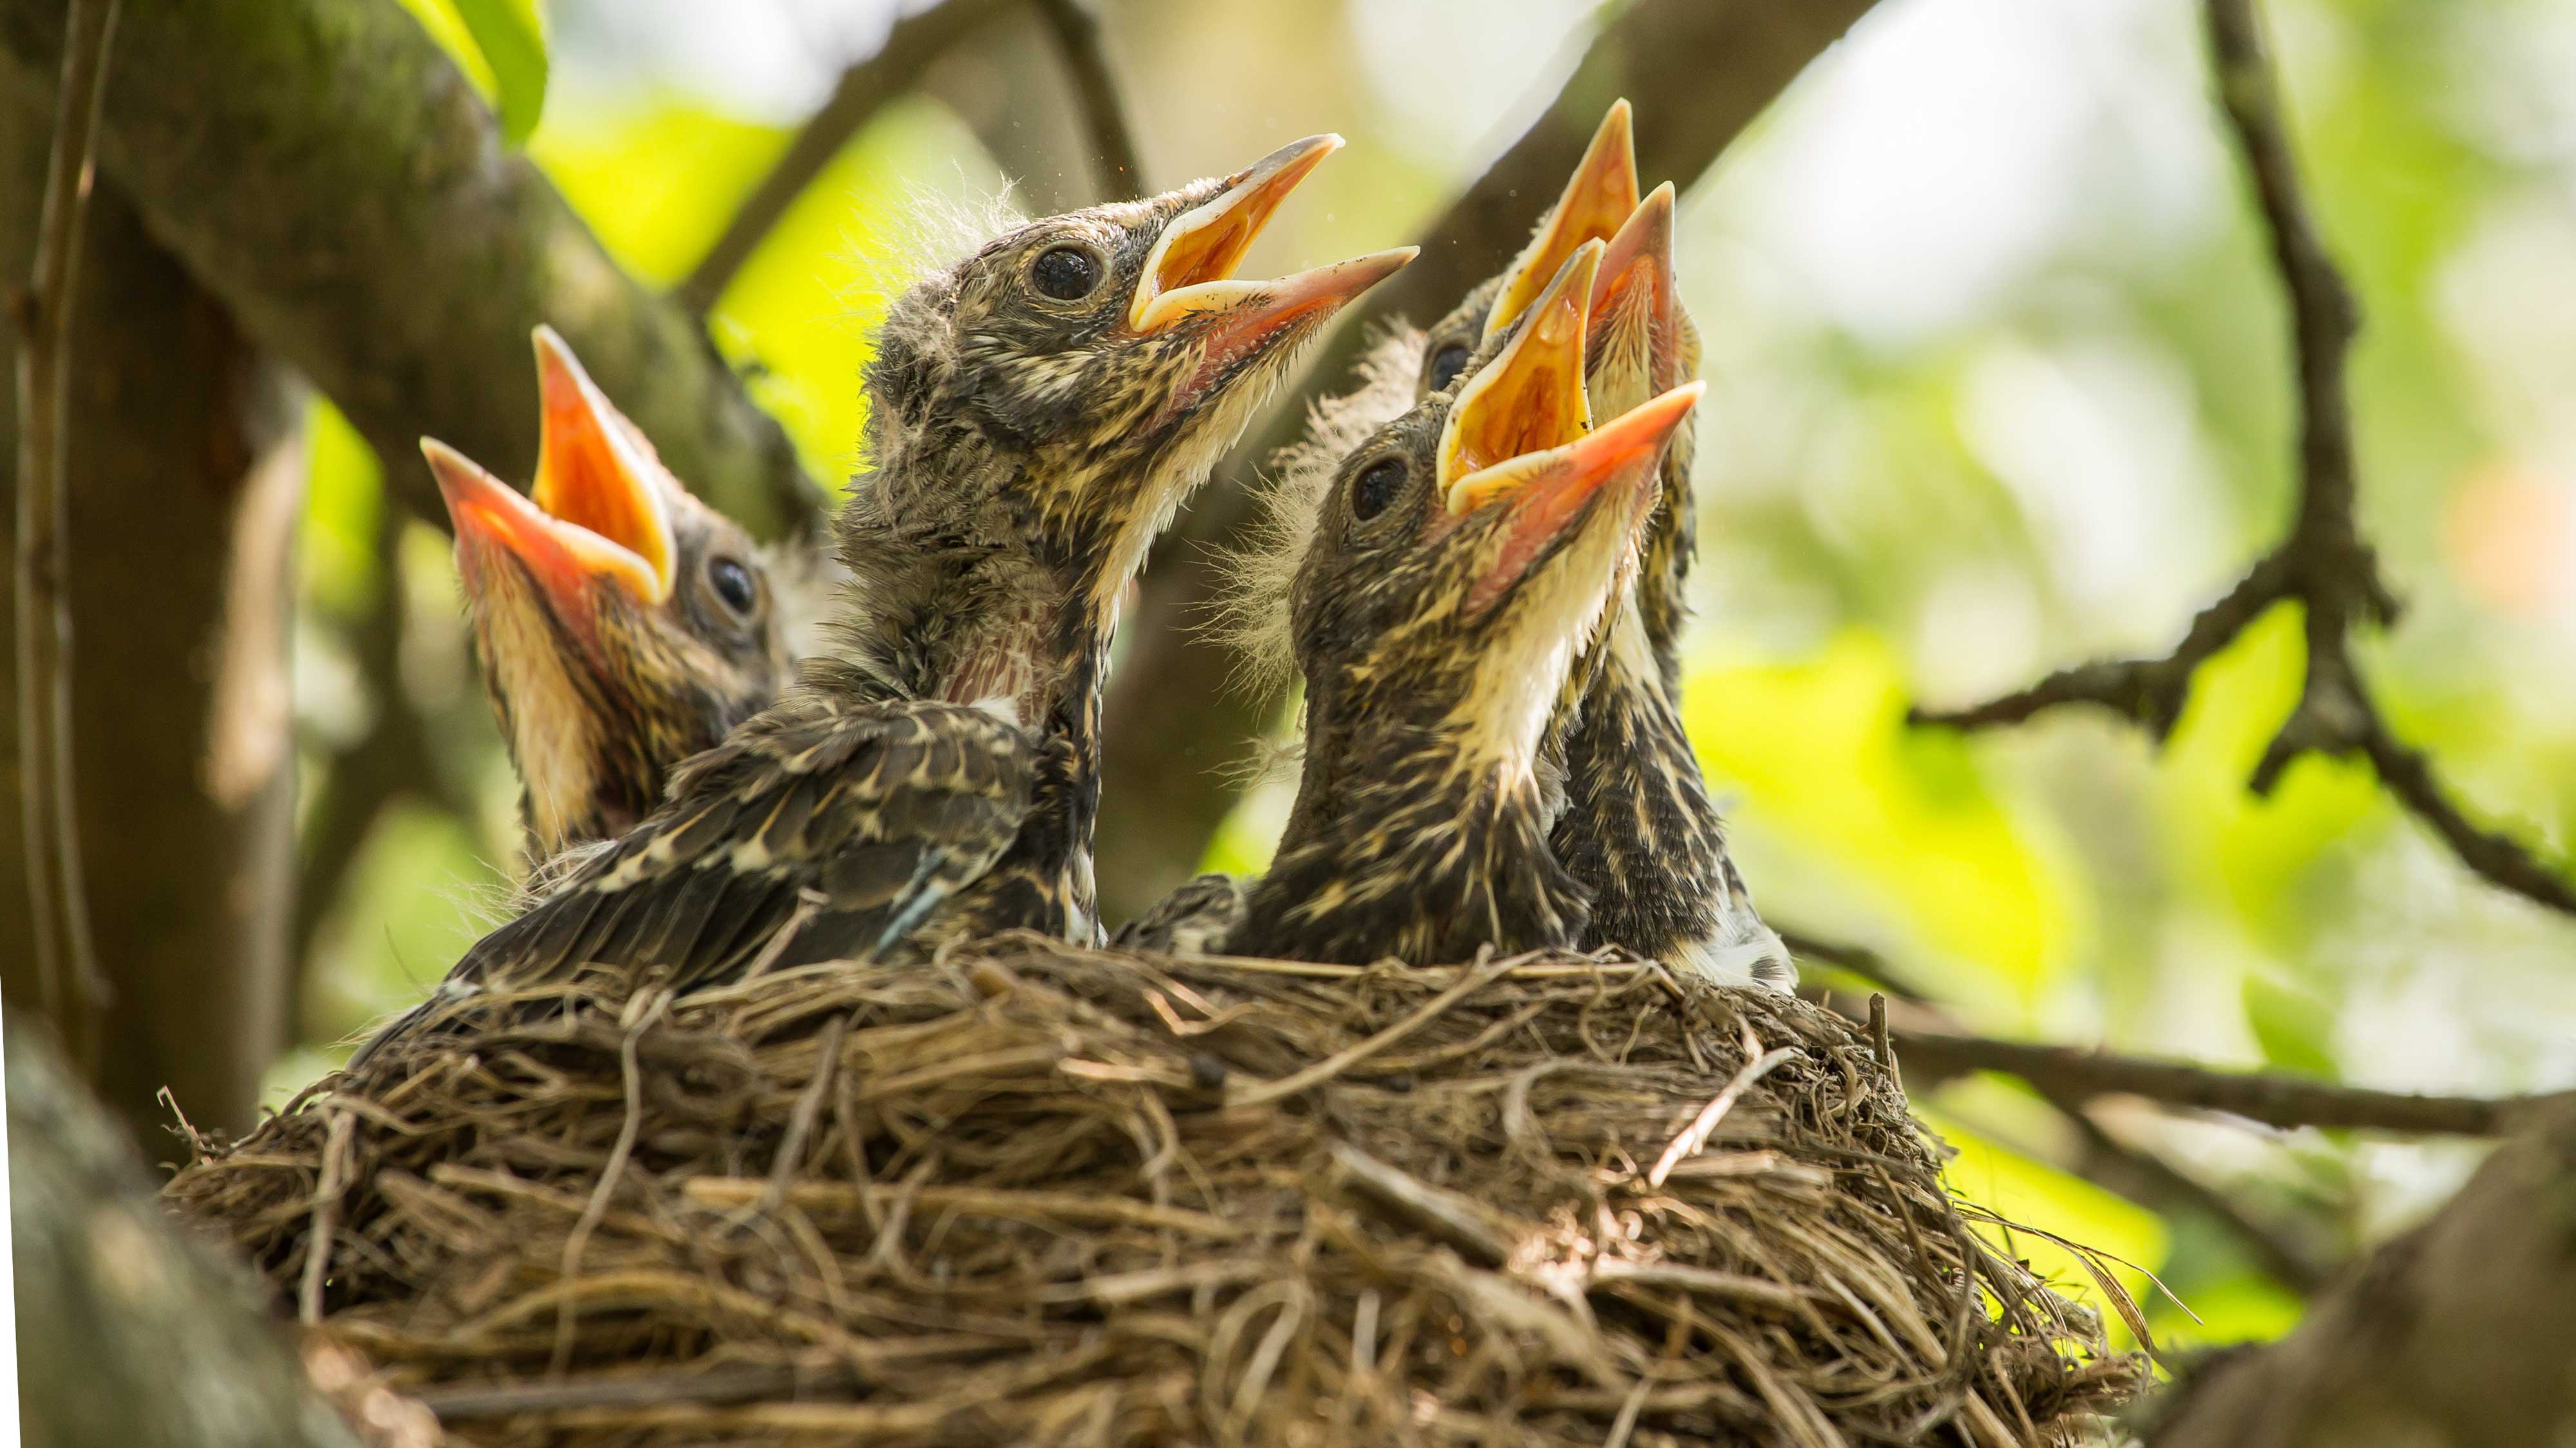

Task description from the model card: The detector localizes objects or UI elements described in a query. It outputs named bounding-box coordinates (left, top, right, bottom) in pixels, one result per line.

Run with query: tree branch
left=1797, top=934, right=2334, bottom=1292
left=1096, top=0, right=1887, bottom=920
left=0, top=0, right=824, bottom=541
left=673, top=0, right=1016, bottom=315
left=1890, top=1022, right=2567, bottom=1137
left=1029, top=0, right=1146, bottom=202
left=11, top=0, right=117, bottom=1066
left=1911, top=0, right=2576, bottom=919
left=289, top=507, right=474, bottom=1041
left=2147, top=1099, right=2576, bottom=1445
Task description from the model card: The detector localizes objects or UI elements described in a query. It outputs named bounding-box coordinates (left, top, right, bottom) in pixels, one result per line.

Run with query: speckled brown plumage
left=429, top=331, right=804, bottom=858
left=1226, top=105, right=1791, bottom=987
left=1203, top=271, right=1696, bottom=965
left=363, top=140, right=1411, bottom=1058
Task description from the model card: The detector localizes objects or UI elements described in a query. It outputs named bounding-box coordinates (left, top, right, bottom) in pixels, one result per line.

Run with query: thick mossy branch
left=0, top=0, right=824, bottom=540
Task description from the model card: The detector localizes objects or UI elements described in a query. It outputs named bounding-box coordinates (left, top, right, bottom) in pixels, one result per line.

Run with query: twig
left=1029, top=0, right=1146, bottom=202
left=1229, top=950, right=1526, bottom=1107
left=413, top=1363, right=864, bottom=1420
left=1779, top=928, right=1935, bottom=1003
left=12, top=0, right=121, bottom=1066
left=298, top=1107, right=356, bottom=1324
left=1326, top=1141, right=1511, bottom=1267
left=1810, top=966, right=2334, bottom=1294
left=1911, top=0, right=2576, bottom=919
left=2059, top=1105, right=2330, bottom=1293
left=1891, top=1026, right=2568, bottom=1137
left=290, top=506, right=469, bottom=1031
left=1649, top=1037, right=1801, bottom=1187
left=674, top=0, right=1014, bottom=314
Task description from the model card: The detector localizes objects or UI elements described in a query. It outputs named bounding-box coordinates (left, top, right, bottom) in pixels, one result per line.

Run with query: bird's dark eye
left=1030, top=245, right=1103, bottom=301
left=1350, top=458, right=1405, bottom=522
left=708, top=556, right=757, bottom=615
left=1426, top=343, right=1471, bottom=393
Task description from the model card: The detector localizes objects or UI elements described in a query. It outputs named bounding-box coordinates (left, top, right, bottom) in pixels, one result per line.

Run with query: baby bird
left=422, top=327, right=800, bottom=856
left=1397, top=102, right=1790, bottom=988
left=360, top=138, right=1412, bottom=1057
left=1128, top=250, right=1692, bottom=964
left=1236, top=280, right=1698, bottom=963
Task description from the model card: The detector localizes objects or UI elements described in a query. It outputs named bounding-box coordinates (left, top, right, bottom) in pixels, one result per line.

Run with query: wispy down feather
left=1213, top=323, right=1427, bottom=701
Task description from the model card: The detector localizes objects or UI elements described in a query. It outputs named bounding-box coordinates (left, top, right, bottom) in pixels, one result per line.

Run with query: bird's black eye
left=708, top=556, right=757, bottom=615
left=1030, top=245, right=1103, bottom=301
left=1426, top=343, right=1471, bottom=393
left=1350, top=458, right=1405, bottom=522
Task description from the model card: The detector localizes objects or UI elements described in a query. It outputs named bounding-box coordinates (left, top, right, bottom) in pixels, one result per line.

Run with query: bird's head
left=1291, top=247, right=1698, bottom=775
left=847, top=136, right=1414, bottom=672
left=426, top=328, right=791, bottom=852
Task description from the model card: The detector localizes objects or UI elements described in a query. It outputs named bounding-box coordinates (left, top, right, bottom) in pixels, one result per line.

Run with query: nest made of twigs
left=166, top=936, right=2146, bottom=1447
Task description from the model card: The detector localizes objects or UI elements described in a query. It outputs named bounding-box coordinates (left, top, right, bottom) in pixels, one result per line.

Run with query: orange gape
left=529, top=326, right=676, bottom=603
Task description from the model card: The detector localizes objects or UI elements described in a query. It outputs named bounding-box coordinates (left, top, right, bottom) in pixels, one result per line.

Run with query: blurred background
left=10, top=0, right=2576, bottom=1372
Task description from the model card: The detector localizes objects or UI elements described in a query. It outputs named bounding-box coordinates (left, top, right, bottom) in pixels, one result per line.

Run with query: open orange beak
left=1587, top=181, right=1680, bottom=393
left=1439, top=240, right=1602, bottom=503
left=1459, top=382, right=1703, bottom=615
left=425, top=438, right=656, bottom=648
left=1129, top=134, right=1345, bottom=333
left=529, top=325, right=676, bottom=606
left=1126, top=135, right=1414, bottom=397
left=1484, top=99, right=1639, bottom=342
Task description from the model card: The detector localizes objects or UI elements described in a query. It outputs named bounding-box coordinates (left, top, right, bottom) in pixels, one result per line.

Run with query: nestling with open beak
left=1370, top=101, right=1790, bottom=988
left=1128, top=250, right=1693, bottom=964
left=424, top=326, right=800, bottom=858
left=359, top=138, right=1412, bottom=1058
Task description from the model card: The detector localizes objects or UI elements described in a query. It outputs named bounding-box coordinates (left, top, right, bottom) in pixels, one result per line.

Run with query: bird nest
left=165, top=936, right=2146, bottom=1446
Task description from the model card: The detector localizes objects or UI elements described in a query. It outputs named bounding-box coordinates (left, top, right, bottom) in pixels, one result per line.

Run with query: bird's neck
left=1549, top=640, right=1777, bottom=988
left=1235, top=708, right=1588, bottom=964
left=816, top=496, right=1124, bottom=939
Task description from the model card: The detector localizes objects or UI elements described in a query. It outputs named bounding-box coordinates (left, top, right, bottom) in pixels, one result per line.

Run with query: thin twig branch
left=1030, top=0, right=1146, bottom=202
left=674, top=0, right=1016, bottom=315
left=1804, top=958, right=2335, bottom=1291
left=1911, top=0, right=2576, bottom=919
left=2059, top=1104, right=2331, bottom=1293
left=1891, top=1023, right=2568, bottom=1137
left=289, top=508, right=474, bottom=1038
left=12, top=0, right=119, bottom=1065
left=1779, top=928, right=1936, bottom=1003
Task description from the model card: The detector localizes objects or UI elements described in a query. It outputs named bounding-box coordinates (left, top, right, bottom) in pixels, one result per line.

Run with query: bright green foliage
left=398, top=0, right=549, bottom=144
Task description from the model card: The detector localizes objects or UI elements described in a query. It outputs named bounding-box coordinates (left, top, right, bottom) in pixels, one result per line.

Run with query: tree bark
left=1, top=88, right=298, bottom=1147
left=0, top=0, right=823, bottom=541
left=2147, top=1098, right=2576, bottom=1445
left=1094, top=0, right=1884, bottom=921
left=9, top=1019, right=366, bottom=1448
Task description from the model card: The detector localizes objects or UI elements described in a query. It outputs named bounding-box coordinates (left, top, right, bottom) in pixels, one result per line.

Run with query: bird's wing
left=1112, top=871, right=1248, bottom=955
left=450, top=695, right=1037, bottom=998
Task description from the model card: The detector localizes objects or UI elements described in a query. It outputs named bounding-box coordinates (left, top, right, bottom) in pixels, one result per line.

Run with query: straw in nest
left=168, top=938, right=2146, bottom=1445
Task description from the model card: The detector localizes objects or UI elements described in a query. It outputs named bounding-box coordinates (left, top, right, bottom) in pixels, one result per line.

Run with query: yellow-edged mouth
left=1129, top=134, right=1344, bottom=334
left=1439, top=240, right=1604, bottom=509
left=424, top=437, right=664, bottom=632
left=1483, top=99, right=1639, bottom=342
left=1455, top=381, right=1704, bottom=615
left=530, top=325, right=677, bottom=605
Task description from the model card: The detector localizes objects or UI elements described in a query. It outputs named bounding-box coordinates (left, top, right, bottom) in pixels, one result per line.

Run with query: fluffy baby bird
left=1397, top=102, right=1790, bottom=988
left=1129, top=250, right=1694, bottom=963
left=361, top=139, right=1411, bottom=1057
left=422, top=327, right=800, bottom=856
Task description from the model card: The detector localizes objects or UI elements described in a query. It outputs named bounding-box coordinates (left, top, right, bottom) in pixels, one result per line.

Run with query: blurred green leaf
left=2243, top=970, right=2342, bottom=1080
left=395, top=0, right=548, bottom=144
left=451, top=0, right=549, bottom=144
